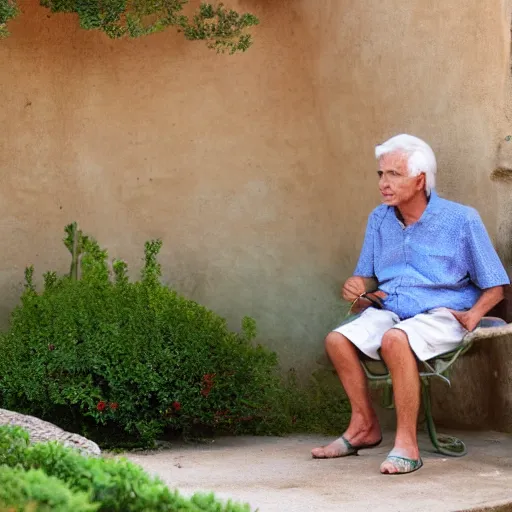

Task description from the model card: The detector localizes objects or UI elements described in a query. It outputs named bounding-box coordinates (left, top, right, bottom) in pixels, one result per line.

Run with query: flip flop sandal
left=312, top=435, right=383, bottom=459
left=380, top=455, right=423, bottom=475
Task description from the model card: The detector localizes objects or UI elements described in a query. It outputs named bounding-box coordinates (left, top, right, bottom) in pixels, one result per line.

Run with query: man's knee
left=325, top=331, right=356, bottom=356
left=324, top=331, right=345, bottom=351
left=380, top=328, right=409, bottom=358
left=324, top=332, right=359, bottom=368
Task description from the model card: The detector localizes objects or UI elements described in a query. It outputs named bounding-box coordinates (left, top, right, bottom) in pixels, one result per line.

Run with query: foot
left=311, top=436, right=355, bottom=458
left=380, top=448, right=422, bottom=475
left=311, top=430, right=382, bottom=459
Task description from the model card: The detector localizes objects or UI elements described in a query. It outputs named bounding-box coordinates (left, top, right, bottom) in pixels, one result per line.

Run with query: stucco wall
left=1, top=0, right=511, bottom=388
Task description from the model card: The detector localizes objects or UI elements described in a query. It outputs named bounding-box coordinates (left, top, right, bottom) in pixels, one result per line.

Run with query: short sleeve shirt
left=354, top=190, right=510, bottom=320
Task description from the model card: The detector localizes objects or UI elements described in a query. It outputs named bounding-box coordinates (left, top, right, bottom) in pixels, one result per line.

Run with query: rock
left=0, top=408, right=101, bottom=456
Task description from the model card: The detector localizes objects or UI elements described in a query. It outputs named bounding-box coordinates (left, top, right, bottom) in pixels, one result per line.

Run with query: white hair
left=375, top=134, right=437, bottom=196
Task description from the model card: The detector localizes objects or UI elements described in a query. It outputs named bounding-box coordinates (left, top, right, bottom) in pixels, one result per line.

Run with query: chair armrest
left=462, top=317, right=512, bottom=344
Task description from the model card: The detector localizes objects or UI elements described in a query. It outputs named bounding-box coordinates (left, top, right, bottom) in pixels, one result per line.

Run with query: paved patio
left=126, top=431, right=512, bottom=512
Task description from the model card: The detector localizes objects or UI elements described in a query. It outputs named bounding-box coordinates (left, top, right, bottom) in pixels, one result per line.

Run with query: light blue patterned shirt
left=354, top=190, right=510, bottom=320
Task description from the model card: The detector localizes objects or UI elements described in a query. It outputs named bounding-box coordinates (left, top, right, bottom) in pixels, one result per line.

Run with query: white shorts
left=332, top=307, right=468, bottom=361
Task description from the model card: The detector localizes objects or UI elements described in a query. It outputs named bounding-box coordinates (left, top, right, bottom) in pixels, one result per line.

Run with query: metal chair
left=358, top=315, right=512, bottom=456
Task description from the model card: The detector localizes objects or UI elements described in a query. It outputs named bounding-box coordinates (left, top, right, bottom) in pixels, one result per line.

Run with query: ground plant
left=0, top=425, right=253, bottom=511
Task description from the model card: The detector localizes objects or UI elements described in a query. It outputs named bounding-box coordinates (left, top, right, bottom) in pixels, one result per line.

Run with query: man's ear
left=418, top=172, right=426, bottom=191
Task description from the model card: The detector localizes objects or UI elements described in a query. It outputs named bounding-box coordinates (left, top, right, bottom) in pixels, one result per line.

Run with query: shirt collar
left=393, top=189, right=440, bottom=228
left=421, top=189, right=441, bottom=222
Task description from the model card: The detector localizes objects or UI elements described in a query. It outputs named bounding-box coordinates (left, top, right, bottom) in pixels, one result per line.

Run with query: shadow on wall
left=493, top=139, right=512, bottom=270
left=493, top=139, right=512, bottom=183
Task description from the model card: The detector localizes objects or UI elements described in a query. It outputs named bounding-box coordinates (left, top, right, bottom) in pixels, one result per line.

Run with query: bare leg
left=379, top=328, right=421, bottom=473
left=311, top=332, right=381, bottom=458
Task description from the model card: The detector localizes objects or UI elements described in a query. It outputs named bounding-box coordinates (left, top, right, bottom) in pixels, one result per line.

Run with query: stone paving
left=127, top=430, right=512, bottom=512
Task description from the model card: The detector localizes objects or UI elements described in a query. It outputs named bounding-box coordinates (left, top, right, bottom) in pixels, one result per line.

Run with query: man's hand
left=447, top=286, right=505, bottom=332
left=446, top=309, right=480, bottom=332
left=350, top=290, right=388, bottom=313
left=342, top=277, right=367, bottom=301
left=342, top=276, right=387, bottom=312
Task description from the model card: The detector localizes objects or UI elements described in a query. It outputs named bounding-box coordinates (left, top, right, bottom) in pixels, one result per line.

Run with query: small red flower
left=96, top=401, right=106, bottom=412
left=201, top=373, right=215, bottom=398
left=172, top=401, right=181, bottom=412
left=109, top=402, right=118, bottom=410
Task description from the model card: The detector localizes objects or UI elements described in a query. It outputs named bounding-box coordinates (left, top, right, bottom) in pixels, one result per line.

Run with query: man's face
left=377, top=152, right=425, bottom=207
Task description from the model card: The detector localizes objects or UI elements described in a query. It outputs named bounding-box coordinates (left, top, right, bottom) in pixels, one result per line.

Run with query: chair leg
left=381, top=380, right=394, bottom=409
left=421, top=378, right=467, bottom=457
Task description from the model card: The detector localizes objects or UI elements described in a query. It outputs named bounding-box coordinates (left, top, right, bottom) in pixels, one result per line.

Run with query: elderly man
left=312, top=134, right=510, bottom=474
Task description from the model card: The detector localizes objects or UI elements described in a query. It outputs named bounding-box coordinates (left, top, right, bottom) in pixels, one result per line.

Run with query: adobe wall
left=1, top=0, right=511, bottom=428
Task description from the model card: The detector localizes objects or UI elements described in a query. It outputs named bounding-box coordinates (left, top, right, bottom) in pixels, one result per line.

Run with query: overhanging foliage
left=0, top=0, right=259, bottom=54
left=0, top=0, right=17, bottom=37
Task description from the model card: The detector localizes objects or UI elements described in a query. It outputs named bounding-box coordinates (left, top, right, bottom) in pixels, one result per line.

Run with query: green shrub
left=0, top=224, right=287, bottom=448
left=0, top=466, right=97, bottom=512
left=0, top=425, right=252, bottom=512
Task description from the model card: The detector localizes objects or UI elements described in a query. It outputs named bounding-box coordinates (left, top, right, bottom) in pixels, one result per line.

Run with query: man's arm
left=448, top=208, right=510, bottom=330
left=449, top=285, right=505, bottom=332
left=341, top=211, right=390, bottom=310
left=463, top=209, right=510, bottom=291
left=342, top=212, right=380, bottom=302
